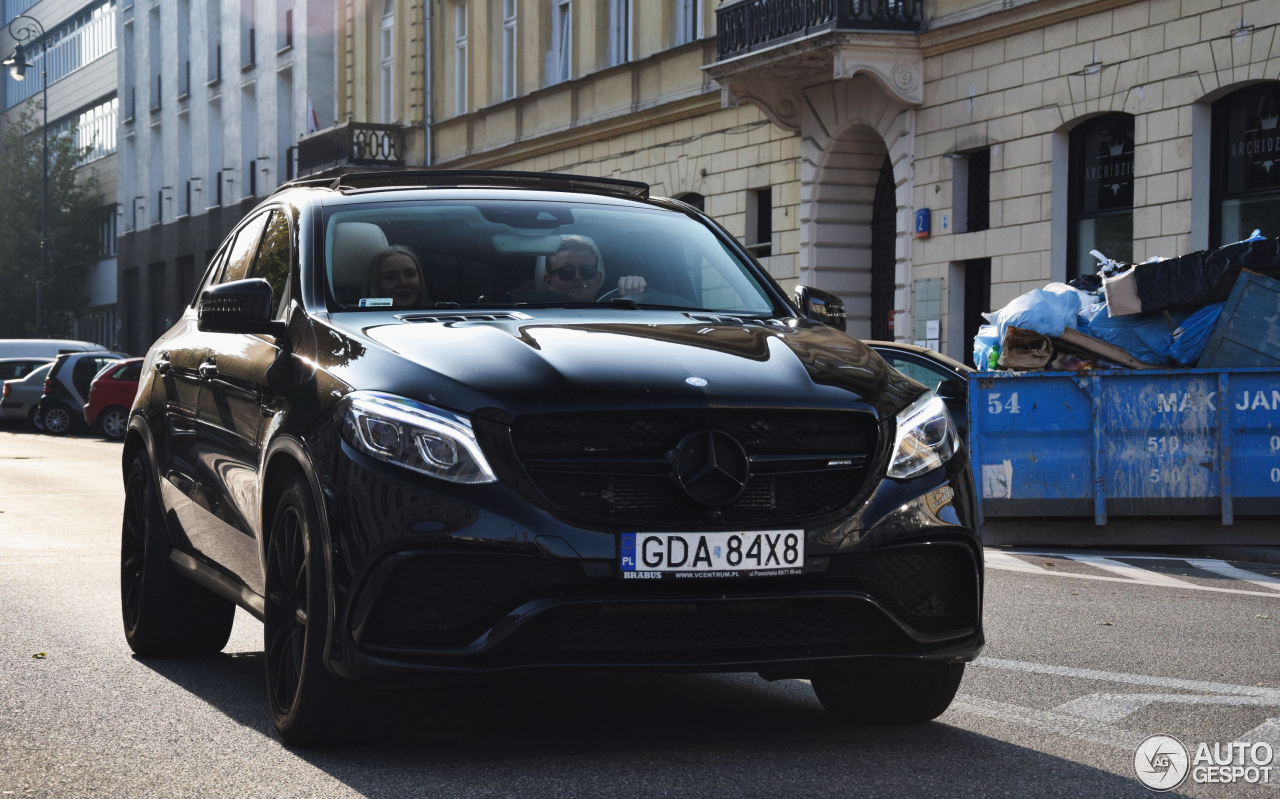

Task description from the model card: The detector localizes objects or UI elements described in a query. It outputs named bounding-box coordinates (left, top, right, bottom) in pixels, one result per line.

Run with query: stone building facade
left=198, top=0, right=1280, bottom=368
left=2, top=0, right=119, bottom=345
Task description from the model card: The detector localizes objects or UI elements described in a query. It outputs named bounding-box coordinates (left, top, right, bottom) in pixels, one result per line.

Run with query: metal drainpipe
left=423, top=0, right=433, bottom=166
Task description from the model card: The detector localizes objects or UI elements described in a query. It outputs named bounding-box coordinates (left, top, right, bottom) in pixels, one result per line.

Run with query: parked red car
left=84, top=358, right=143, bottom=440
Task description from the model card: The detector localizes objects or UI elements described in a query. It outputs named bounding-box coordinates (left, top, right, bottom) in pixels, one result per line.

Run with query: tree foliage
left=0, top=103, right=104, bottom=338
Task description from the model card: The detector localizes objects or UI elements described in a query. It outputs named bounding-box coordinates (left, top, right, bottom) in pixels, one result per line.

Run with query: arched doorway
left=871, top=156, right=896, bottom=340
left=807, top=122, right=894, bottom=340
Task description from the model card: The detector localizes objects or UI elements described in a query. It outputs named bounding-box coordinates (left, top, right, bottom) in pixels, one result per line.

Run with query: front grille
left=358, top=553, right=586, bottom=647
left=826, top=543, right=978, bottom=634
left=510, top=410, right=879, bottom=527
left=503, top=597, right=903, bottom=658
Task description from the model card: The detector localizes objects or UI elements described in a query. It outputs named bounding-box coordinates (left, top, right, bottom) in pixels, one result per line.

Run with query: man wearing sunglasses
left=541, top=235, right=646, bottom=301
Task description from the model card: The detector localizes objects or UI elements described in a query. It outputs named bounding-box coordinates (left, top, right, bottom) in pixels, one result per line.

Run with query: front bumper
left=319, top=438, right=983, bottom=679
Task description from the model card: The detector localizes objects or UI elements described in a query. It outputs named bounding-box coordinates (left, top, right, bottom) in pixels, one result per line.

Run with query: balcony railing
left=297, top=122, right=407, bottom=177
left=4, top=2, right=117, bottom=108
left=716, top=0, right=922, bottom=60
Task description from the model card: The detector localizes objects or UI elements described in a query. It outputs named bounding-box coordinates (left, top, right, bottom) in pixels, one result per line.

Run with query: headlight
left=887, top=392, right=958, bottom=480
left=337, top=391, right=498, bottom=484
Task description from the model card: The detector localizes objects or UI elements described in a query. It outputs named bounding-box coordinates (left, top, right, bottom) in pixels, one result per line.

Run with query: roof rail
left=267, top=176, right=341, bottom=197
left=276, top=169, right=650, bottom=200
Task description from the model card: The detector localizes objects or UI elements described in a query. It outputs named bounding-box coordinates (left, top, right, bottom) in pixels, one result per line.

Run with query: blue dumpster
left=968, top=367, right=1280, bottom=541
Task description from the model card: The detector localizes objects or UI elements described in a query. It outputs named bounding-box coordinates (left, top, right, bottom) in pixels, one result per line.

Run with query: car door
left=150, top=242, right=237, bottom=553
left=191, top=209, right=290, bottom=593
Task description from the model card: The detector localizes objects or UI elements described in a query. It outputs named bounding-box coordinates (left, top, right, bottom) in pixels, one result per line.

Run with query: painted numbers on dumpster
left=987, top=392, right=1021, bottom=414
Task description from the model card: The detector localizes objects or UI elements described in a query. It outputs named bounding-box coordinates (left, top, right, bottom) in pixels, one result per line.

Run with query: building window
left=607, top=0, right=629, bottom=67
left=278, top=0, right=294, bottom=50
left=745, top=187, right=772, bottom=258
left=549, top=0, right=571, bottom=86
left=207, top=0, right=222, bottom=82
left=240, top=0, right=256, bottom=68
left=675, top=192, right=704, bottom=212
left=380, top=0, right=394, bottom=122
left=453, top=1, right=468, bottom=115
left=1212, top=82, right=1280, bottom=246
left=501, top=0, right=517, bottom=100
left=673, top=0, right=697, bottom=46
left=1068, top=113, right=1134, bottom=280
left=178, top=0, right=191, bottom=96
left=966, top=149, right=990, bottom=232
left=100, top=207, right=118, bottom=257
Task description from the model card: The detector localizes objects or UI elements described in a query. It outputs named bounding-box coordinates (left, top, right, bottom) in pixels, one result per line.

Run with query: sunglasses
left=551, top=264, right=600, bottom=281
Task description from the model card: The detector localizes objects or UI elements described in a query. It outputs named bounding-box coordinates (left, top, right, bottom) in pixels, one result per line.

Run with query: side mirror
left=937, top=377, right=968, bottom=401
left=794, top=286, right=847, bottom=332
left=198, top=278, right=288, bottom=339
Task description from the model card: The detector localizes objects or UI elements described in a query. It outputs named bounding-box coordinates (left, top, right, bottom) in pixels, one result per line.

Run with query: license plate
left=619, top=531, right=804, bottom=579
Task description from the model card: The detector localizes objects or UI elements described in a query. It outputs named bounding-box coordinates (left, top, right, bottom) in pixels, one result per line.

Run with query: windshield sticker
left=359, top=298, right=394, bottom=308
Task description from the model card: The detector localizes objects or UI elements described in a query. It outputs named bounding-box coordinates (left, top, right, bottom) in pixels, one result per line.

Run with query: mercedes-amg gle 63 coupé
left=119, top=171, right=982, bottom=744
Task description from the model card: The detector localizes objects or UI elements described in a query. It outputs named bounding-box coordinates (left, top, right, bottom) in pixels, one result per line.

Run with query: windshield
left=323, top=200, right=776, bottom=314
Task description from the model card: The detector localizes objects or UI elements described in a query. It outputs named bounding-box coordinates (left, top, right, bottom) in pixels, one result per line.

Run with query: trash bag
left=1162, top=302, right=1225, bottom=366
left=1077, top=301, right=1190, bottom=366
left=1069, top=273, right=1103, bottom=292
left=984, top=283, right=1089, bottom=341
left=1134, top=237, right=1280, bottom=313
left=973, top=324, right=1000, bottom=371
left=998, top=327, right=1053, bottom=370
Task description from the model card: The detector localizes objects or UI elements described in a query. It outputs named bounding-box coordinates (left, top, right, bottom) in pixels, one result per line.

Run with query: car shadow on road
left=137, top=652, right=1158, bottom=798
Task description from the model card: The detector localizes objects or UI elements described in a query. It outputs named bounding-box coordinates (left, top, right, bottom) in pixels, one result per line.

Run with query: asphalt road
left=1, top=429, right=1278, bottom=798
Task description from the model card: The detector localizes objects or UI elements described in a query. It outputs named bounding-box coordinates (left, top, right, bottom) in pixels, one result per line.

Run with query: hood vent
left=401, top=311, right=531, bottom=324
left=685, top=314, right=785, bottom=327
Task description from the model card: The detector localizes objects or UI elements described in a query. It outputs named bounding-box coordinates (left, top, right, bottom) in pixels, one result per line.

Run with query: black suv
left=120, top=171, right=982, bottom=744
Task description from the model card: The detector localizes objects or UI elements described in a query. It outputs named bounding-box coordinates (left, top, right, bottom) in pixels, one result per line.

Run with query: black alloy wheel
left=99, top=407, right=129, bottom=440
left=264, top=473, right=379, bottom=745
left=43, top=404, right=73, bottom=435
left=120, top=452, right=235, bottom=655
left=811, top=663, right=966, bottom=724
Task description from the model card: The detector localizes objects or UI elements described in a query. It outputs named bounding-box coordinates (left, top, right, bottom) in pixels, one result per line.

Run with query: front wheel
left=265, top=473, right=379, bottom=745
left=42, top=404, right=74, bottom=435
left=121, top=451, right=235, bottom=655
left=811, top=663, right=965, bottom=724
left=98, top=406, right=129, bottom=440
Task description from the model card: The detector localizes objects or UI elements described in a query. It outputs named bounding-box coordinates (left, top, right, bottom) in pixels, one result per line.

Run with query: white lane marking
left=0, top=558, right=116, bottom=565
left=1055, top=693, right=1280, bottom=724
left=975, top=658, right=1280, bottom=699
left=1186, top=558, right=1280, bottom=594
left=948, top=695, right=1145, bottom=751
left=982, top=550, right=1049, bottom=573
left=1236, top=718, right=1280, bottom=769
left=1061, top=554, right=1194, bottom=588
left=983, top=550, right=1280, bottom=598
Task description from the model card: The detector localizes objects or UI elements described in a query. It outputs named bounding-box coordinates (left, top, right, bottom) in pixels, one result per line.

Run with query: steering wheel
left=596, top=288, right=692, bottom=306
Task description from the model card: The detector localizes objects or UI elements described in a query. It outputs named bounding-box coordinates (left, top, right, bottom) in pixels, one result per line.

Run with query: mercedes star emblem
left=673, top=430, right=751, bottom=505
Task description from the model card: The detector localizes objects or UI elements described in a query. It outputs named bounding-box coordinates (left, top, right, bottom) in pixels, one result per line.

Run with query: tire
left=265, top=473, right=377, bottom=745
left=26, top=406, right=40, bottom=429
left=811, top=663, right=965, bottom=724
left=98, top=406, right=129, bottom=440
left=42, top=403, right=74, bottom=435
left=121, top=451, right=236, bottom=656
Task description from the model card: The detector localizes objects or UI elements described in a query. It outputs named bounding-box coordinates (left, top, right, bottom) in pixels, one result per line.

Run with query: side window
left=116, top=363, right=143, bottom=381
left=220, top=213, right=271, bottom=285
left=247, top=210, right=293, bottom=318
left=882, top=355, right=949, bottom=392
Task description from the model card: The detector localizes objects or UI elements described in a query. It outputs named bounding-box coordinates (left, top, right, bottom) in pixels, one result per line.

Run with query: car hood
left=321, top=312, right=920, bottom=421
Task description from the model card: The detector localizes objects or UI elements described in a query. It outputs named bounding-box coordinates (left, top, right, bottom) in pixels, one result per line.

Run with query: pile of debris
left=975, top=232, right=1280, bottom=372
